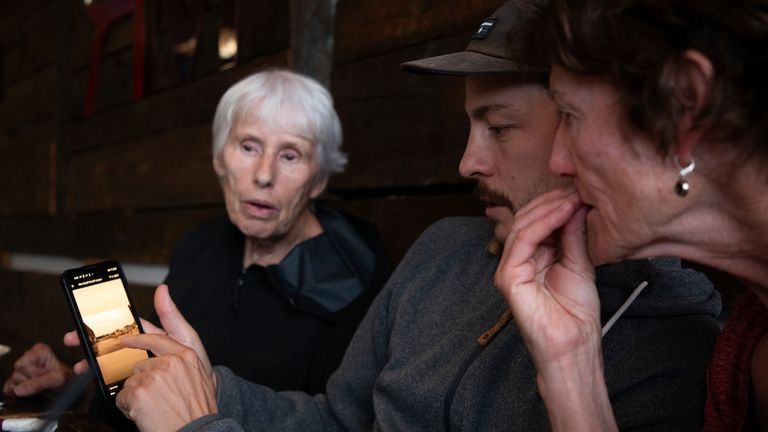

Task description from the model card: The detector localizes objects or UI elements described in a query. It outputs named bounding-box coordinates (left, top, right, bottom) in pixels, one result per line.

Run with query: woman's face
left=548, top=65, right=678, bottom=264
left=214, top=116, right=325, bottom=241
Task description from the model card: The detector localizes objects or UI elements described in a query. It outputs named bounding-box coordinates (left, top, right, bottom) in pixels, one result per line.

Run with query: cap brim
left=401, top=51, right=527, bottom=76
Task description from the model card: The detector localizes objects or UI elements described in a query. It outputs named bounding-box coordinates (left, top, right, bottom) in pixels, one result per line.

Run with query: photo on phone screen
left=61, top=261, right=149, bottom=399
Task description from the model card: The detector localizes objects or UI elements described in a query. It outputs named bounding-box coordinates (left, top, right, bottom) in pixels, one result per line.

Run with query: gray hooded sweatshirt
left=182, top=217, right=720, bottom=431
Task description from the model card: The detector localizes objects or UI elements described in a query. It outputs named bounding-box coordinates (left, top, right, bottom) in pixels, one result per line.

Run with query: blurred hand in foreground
left=3, top=343, right=73, bottom=397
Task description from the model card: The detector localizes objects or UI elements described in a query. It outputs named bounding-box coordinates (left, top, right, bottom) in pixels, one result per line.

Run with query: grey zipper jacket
left=182, top=217, right=721, bottom=431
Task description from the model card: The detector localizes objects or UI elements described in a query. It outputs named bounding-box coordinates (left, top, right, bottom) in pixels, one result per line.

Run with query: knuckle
left=164, top=354, right=182, bottom=369
left=180, top=348, right=198, bottom=363
left=132, top=383, right=153, bottom=403
left=144, top=370, right=162, bottom=386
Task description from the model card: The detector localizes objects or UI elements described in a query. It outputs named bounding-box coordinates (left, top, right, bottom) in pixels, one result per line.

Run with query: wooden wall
left=0, top=0, right=503, bottom=374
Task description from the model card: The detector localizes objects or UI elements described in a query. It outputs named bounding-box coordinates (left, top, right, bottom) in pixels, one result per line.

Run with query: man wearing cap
left=111, top=1, right=720, bottom=431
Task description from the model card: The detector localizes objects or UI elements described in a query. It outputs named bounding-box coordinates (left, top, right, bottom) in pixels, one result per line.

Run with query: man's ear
left=310, top=176, right=328, bottom=199
left=212, top=155, right=226, bottom=177
left=675, top=49, right=715, bottom=162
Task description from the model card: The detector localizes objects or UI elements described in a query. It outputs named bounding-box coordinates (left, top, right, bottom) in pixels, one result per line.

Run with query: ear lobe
left=310, top=177, right=328, bottom=199
left=212, top=156, right=225, bottom=177
left=675, top=50, right=715, bottom=161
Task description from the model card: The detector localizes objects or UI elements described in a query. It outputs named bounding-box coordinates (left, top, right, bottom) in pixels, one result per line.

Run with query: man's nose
left=459, top=130, right=491, bottom=179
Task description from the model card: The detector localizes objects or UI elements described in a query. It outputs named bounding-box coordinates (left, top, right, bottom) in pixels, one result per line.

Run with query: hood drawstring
left=602, top=281, right=648, bottom=337
left=475, top=280, right=648, bottom=346
left=477, top=309, right=511, bottom=347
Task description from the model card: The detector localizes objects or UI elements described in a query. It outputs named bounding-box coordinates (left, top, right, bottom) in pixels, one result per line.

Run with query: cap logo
left=472, top=18, right=497, bottom=40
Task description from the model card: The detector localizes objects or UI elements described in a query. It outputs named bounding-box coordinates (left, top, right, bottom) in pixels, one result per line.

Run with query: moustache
left=475, top=183, right=513, bottom=210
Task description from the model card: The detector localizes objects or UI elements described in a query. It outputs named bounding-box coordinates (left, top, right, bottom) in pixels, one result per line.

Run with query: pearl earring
left=674, top=156, right=695, bottom=197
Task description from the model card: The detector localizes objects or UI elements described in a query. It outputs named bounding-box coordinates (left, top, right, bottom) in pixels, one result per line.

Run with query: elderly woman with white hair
left=160, top=68, right=390, bottom=394
left=4, top=69, right=390, bottom=428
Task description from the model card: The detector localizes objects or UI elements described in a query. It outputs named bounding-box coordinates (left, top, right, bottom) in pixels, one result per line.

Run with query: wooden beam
left=0, top=208, right=223, bottom=264
left=1, top=192, right=483, bottom=266
left=289, top=0, right=337, bottom=89
left=0, top=68, right=55, bottom=129
left=331, top=34, right=471, bottom=189
left=0, top=1, right=57, bottom=87
left=0, top=121, right=55, bottom=216
left=66, top=122, right=221, bottom=211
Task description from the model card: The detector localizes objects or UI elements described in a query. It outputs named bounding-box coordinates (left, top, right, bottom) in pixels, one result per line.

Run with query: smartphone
left=60, top=260, right=150, bottom=401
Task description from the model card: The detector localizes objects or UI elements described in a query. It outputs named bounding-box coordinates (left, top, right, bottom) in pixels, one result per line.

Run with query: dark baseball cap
left=401, top=0, right=547, bottom=75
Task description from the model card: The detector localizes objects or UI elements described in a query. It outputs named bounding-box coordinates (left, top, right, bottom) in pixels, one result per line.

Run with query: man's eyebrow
left=470, top=104, right=517, bottom=119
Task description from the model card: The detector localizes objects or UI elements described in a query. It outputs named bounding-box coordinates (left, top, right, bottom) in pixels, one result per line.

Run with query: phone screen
left=63, top=262, right=149, bottom=398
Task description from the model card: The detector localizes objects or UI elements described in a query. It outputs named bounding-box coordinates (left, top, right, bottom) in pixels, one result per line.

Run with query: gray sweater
left=183, top=217, right=721, bottom=431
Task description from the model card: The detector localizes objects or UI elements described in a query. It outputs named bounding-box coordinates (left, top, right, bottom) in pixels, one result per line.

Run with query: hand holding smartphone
left=60, top=260, right=150, bottom=401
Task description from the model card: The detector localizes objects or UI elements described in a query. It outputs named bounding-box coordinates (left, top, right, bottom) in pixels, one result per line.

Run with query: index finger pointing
left=121, top=333, right=189, bottom=357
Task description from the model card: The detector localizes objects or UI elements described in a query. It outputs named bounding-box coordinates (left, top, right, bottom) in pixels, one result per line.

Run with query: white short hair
left=212, top=69, right=346, bottom=182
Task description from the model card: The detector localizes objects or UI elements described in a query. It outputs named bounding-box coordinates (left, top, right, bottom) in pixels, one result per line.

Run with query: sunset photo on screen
left=73, top=279, right=148, bottom=384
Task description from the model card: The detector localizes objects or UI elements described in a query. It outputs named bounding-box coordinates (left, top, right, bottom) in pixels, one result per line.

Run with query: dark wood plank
left=66, top=122, right=221, bottom=212
left=0, top=68, right=56, bottom=129
left=328, top=192, right=484, bottom=264
left=0, top=0, right=50, bottom=23
left=0, top=2, right=58, bottom=86
left=334, top=0, right=504, bottom=64
left=236, top=0, right=289, bottom=62
left=67, top=51, right=288, bottom=151
left=331, top=34, right=471, bottom=188
left=0, top=121, right=55, bottom=216
left=68, top=47, right=135, bottom=116
left=1, top=192, right=483, bottom=267
left=0, top=208, right=224, bottom=264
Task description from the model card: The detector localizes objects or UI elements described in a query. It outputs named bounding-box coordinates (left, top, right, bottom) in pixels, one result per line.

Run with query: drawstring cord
left=475, top=280, right=649, bottom=346
left=602, top=281, right=648, bottom=337
left=451, top=281, right=647, bottom=432
left=477, top=309, right=511, bottom=346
